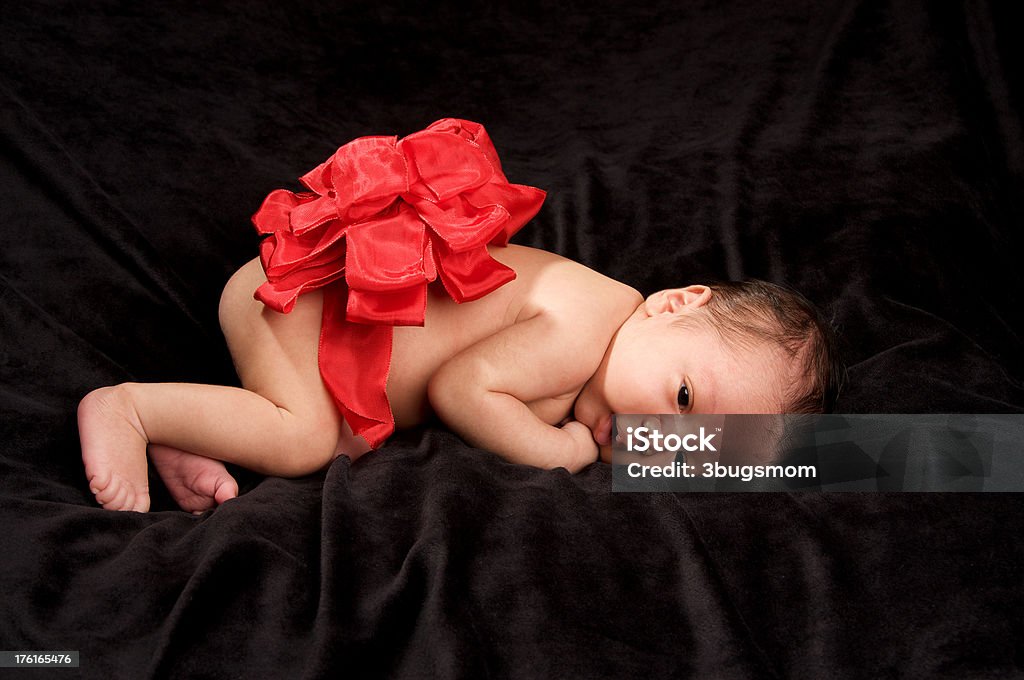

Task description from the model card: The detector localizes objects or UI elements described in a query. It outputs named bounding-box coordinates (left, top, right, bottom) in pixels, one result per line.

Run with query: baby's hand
left=560, top=420, right=599, bottom=473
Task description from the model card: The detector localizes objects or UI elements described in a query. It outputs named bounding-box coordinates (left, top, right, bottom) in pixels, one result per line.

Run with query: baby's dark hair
left=689, top=280, right=843, bottom=413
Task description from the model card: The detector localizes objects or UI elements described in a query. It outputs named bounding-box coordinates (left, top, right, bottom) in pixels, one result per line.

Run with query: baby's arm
left=427, top=312, right=602, bottom=472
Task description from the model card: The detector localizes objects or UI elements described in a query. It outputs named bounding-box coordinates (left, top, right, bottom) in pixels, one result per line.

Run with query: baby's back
left=220, top=245, right=638, bottom=434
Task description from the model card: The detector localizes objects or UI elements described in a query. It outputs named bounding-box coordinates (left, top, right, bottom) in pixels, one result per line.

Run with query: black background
left=1, top=1, right=1022, bottom=678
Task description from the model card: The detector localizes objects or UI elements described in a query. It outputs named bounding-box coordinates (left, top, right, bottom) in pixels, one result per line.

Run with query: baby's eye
left=677, top=383, right=690, bottom=411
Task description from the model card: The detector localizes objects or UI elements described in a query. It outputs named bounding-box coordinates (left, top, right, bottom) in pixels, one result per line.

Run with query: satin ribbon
left=252, top=118, right=546, bottom=447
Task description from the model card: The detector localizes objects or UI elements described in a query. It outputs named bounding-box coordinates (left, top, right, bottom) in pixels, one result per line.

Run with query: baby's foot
left=78, top=385, right=151, bottom=512
left=150, top=444, right=238, bottom=514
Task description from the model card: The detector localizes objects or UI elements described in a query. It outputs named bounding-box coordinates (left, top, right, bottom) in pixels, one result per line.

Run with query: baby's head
left=576, top=278, right=842, bottom=453
left=679, top=279, right=843, bottom=414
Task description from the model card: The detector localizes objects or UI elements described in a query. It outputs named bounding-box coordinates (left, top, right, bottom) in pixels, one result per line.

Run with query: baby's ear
left=644, top=285, right=712, bottom=315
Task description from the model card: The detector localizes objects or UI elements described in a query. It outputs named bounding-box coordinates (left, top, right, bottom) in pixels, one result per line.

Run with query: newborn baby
left=78, top=119, right=841, bottom=512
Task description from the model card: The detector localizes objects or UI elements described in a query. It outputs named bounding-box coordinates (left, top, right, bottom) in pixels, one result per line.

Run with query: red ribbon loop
left=251, top=118, right=546, bottom=447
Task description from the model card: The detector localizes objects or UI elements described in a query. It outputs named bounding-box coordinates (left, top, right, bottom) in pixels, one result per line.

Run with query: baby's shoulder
left=494, top=244, right=642, bottom=329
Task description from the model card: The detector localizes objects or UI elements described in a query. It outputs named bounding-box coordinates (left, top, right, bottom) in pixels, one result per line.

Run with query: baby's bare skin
left=80, top=242, right=801, bottom=512
left=78, top=245, right=641, bottom=511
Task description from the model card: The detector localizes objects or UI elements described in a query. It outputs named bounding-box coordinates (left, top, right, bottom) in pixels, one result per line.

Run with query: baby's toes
left=125, top=486, right=150, bottom=513
left=94, top=475, right=149, bottom=512
left=180, top=476, right=235, bottom=514
left=90, top=473, right=122, bottom=507
left=87, top=468, right=111, bottom=496
left=212, top=476, right=239, bottom=505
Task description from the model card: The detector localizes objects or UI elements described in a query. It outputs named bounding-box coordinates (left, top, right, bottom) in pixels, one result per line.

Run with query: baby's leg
left=79, top=259, right=350, bottom=512
left=79, top=381, right=342, bottom=511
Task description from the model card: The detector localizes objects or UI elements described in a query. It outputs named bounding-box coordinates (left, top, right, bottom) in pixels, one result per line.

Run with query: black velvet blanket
left=2, top=1, right=1022, bottom=678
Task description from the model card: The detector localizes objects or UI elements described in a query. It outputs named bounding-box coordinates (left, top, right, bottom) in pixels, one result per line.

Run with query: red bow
left=251, top=119, right=545, bottom=447
left=253, top=118, right=545, bottom=326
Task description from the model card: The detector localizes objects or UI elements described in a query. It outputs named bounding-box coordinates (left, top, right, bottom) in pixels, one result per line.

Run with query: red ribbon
left=252, top=119, right=546, bottom=448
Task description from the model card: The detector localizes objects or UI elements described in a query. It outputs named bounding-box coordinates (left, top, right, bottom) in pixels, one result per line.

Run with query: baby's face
left=574, top=292, right=794, bottom=460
